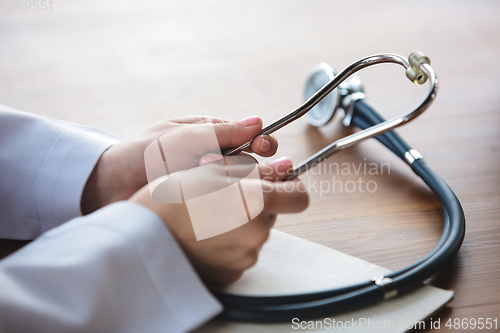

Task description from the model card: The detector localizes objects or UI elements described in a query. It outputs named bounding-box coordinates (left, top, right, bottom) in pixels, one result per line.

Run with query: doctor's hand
left=130, top=157, right=309, bottom=287
left=81, top=115, right=278, bottom=215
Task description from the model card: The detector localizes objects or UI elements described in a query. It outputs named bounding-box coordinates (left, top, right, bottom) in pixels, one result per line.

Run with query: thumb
left=168, top=116, right=263, bottom=157
left=212, top=115, right=263, bottom=149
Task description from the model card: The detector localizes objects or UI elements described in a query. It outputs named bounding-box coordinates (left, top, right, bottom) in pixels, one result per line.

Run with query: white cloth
left=0, top=106, right=222, bottom=332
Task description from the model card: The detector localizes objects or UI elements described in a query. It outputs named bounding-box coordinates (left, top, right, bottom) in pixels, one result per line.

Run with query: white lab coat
left=0, top=105, right=222, bottom=333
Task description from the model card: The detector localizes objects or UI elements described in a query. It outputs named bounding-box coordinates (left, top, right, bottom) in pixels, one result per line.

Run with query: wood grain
left=1, top=0, right=499, bottom=331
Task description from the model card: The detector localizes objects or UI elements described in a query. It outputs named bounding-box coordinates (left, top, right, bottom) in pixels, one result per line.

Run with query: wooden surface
left=1, top=0, right=499, bottom=331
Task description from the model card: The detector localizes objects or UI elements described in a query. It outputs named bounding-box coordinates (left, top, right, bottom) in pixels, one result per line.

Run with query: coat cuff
left=62, top=201, right=223, bottom=332
left=35, top=125, right=120, bottom=233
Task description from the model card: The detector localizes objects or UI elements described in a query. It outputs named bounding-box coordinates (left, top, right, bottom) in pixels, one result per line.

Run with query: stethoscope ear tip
left=406, top=51, right=430, bottom=85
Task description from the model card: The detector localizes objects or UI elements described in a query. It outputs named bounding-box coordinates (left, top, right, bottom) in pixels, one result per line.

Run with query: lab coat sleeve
left=0, top=201, right=222, bottom=333
left=0, top=105, right=120, bottom=239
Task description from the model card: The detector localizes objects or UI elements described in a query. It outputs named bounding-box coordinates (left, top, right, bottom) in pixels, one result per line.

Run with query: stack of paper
left=194, top=230, right=452, bottom=333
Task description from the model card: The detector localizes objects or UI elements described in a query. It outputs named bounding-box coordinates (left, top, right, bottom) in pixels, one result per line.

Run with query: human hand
left=81, top=115, right=279, bottom=214
left=130, top=157, right=309, bottom=287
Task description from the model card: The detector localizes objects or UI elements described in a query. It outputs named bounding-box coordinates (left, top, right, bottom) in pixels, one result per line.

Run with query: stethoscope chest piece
left=304, top=63, right=338, bottom=127
left=304, top=63, right=364, bottom=127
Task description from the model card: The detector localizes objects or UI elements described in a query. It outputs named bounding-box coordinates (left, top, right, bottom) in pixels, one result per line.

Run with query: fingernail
left=239, top=115, right=260, bottom=126
left=271, top=156, right=292, bottom=173
left=260, top=138, right=271, bottom=152
left=200, top=155, right=217, bottom=165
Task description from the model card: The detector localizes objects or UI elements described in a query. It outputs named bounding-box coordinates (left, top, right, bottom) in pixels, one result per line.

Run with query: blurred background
left=1, top=1, right=498, bottom=137
left=1, top=0, right=499, bottom=328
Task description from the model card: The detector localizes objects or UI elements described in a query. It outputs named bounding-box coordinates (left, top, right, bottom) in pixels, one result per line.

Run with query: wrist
left=81, top=137, right=153, bottom=214
left=81, top=147, right=122, bottom=214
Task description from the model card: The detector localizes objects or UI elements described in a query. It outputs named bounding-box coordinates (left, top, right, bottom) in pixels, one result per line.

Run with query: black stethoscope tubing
left=214, top=98, right=465, bottom=323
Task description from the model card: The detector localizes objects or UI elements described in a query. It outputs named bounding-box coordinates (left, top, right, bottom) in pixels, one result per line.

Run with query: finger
left=261, top=179, right=310, bottom=214
left=156, top=118, right=255, bottom=161
left=250, top=134, right=278, bottom=157
left=201, top=154, right=260, bottom=183
left=169, top=115, right=229, bottom=125
left=201, top=155, right=293, bottom=182
left=169, top=116, right=263, bottom=158
left=199, top=153, right=226, bottom=166
left=211, top=115, right=263, bottom=150
left=224, top=156, right=293, bottom=182
left=207, top=270, right=244, bottom=287
left=226, top=248, right=259, bottom=271
left=260, top=156, right=294, bottom=182
left=214, top=210, right=275, bottom=246
left=199, top=152, right=257, bottom=166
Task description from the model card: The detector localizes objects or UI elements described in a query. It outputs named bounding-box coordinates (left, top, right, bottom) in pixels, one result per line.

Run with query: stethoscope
left=216, top=52, right=466, bottom=323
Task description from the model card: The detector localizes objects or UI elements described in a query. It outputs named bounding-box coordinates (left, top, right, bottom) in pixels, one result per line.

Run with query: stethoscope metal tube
left=287, top=61, right=437, bottom=180
left=215, top=52, right=465, bottom=323
left=223, top=53, right=437, bottom=165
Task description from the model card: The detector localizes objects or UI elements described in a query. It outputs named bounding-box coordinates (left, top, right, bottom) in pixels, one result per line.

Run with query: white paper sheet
left=193, top=230, right=453, bottom=333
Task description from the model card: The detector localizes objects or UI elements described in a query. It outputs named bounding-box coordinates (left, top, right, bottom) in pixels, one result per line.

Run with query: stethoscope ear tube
left=215, top=98, right=465, bottom=323
left=223, top=53, right=437, bottom=158
left=351, top=99, right=465, bottom=293
left=394, top=159, right=465, bottom=294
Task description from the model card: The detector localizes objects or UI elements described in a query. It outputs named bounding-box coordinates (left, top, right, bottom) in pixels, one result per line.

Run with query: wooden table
left=1, top=1, right=499, bottom=331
